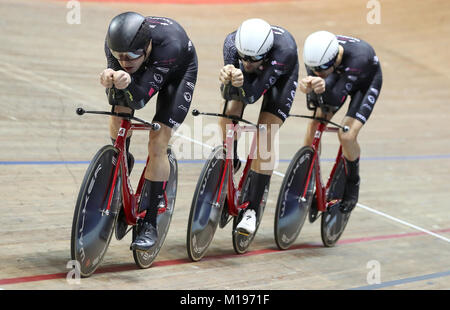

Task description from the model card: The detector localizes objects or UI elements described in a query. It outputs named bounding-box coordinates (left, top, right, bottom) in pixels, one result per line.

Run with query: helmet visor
left=308, top=55, right=337, bottom=72
left=237, top=50, right=265, bottom=63
left=110, top=49, right=145, bottom=61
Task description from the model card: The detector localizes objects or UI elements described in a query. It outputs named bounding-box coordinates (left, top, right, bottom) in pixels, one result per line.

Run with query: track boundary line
left=1, top=228, right=449, bottom=286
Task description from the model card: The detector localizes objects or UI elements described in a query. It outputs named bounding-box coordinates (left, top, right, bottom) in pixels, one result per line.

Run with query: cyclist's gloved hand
left=231, top=68, right=244, bottom=87
left=100, top=68, right=115, bottom=88
left=310, top=76, right=325, bottom=94
left=113, top=70, right=131, bottom=90
left=219, top=64, right=235, bottom=85
left=299, top=76, right=313, bottom=94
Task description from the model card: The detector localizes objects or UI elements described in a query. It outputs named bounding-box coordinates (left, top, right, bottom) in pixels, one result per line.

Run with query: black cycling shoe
left=340, top=177, right=360, bottom=214
left=131, top=222, right=158, bottom=251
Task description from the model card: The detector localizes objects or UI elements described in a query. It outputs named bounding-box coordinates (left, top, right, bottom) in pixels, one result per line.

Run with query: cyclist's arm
left=241, top=53, right=296, bottom=104
left=220, top=32, right=243, bottom=101
left=321, top=73, right=355, bottom=106
left=125, top=42, right=183, bottom=109
left=303, top=63, right=350, bottom=107
left=124, top=66, right=170, bottom=109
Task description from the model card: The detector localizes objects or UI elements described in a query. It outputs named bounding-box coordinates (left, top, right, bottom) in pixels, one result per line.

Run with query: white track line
left=6, top=66, right=448, bottom=244
left=356, top=203, right=450, bottom=243
left=173, top=132, right=213, bottom=149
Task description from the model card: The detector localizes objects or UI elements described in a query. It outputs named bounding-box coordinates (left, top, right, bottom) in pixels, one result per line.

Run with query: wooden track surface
left=0, top=0, right=449, bottom=290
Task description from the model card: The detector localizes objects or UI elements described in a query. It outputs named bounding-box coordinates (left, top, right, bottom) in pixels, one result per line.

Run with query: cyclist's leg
left=251, top=111, right=283, bottom=174
left=339, top=65, right=382, bottom=212
left=338, top=99, right=364, bottom=213
left=254, top=64, right=299, bottom=174
left=236, top=111, right=280, bottom=234
left=133, top=56, right=198, bottom=250
left=339, top=115, right=364, bottom=161
left=237, top=68, right=297, bottom=233
left=341, top=64, right=382, bottom=160
left=237, top=112, right=281, bottom=232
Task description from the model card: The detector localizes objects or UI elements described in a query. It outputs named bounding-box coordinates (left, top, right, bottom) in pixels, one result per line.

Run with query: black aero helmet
left=106, top=12, right=151, bottom=53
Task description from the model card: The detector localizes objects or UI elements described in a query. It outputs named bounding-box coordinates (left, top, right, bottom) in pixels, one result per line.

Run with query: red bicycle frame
left=216, top=123, right=259, bottom=216
left=302, top=122, right=346, bottom=212
left=105, top=118, right=168, bottom=226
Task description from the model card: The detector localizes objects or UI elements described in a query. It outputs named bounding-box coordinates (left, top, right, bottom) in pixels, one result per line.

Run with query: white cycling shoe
left=236, top=209, right=256, bottom=235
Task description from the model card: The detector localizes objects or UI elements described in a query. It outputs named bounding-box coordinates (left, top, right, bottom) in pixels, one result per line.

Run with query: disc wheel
left=70, top=145, right=122, bottom=277
left=274, top=146, right=316, bottom=250
left=186, top=146, right=228, bottom=261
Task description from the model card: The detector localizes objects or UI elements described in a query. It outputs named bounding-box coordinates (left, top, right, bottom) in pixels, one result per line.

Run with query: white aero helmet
left=303, top=31, right=339, bottom=70
left=235, top=18, right=274, bottom=61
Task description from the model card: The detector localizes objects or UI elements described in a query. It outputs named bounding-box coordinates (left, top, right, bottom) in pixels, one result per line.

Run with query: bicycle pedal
left=135, top=248, right=150, bottom=253
left=236, top=227, right=251, bottom=237
left=237, top=230, right=250, bottom=237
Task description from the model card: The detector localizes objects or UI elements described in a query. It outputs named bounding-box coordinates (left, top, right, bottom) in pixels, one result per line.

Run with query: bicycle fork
left=102, top=120, right=140, bottom=225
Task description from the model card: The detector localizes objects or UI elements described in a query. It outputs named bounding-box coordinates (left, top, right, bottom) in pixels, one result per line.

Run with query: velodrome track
left=0, top=0, right=449, bottom=290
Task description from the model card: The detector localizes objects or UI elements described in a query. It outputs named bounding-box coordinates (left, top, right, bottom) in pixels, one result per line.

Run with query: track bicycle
left=70, top=106, right=178, bottom=277
left=274, top=95, right=352, bottom=249
left=186, top=97, right=270, bottom=261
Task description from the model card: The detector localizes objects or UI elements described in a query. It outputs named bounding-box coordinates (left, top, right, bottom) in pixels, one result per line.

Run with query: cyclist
left=299, top=31, right=382, bottom=213
left=100, top=12, right=198, bottom=250
left=219, top=18, right=299, bottom=234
